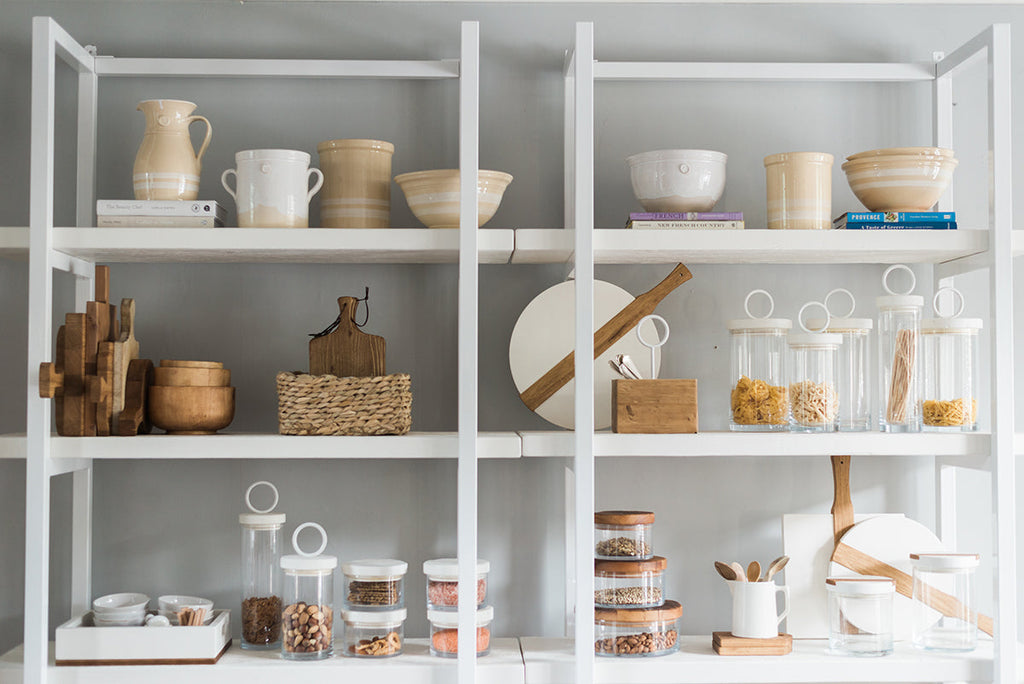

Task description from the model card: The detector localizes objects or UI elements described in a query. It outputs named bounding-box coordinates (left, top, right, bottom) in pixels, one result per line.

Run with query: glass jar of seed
left=594, top=556, right=666, bottom=608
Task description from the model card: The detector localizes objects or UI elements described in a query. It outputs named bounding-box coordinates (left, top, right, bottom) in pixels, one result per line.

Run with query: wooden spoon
left=730, top=562, right=746, bottom=581
left=765, top=555, right=789, bottom=582
left=747, top=560, right=762, bottom=583
left=714, top=561, right=738, bottom=581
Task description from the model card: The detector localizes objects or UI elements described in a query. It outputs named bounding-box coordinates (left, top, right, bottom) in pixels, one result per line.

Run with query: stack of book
left=625, top=212, right=744, bottom=230
left=96, top=200, right=226, bottom=228
left=833, top=211, right=956, bottom=230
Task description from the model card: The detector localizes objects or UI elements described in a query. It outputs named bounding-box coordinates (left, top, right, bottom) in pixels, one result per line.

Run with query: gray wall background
left=1, top=0, right=1023, bottom=652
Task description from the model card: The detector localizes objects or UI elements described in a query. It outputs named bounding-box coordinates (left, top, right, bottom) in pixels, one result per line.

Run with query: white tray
left=55, top=610, right=230, bottom=665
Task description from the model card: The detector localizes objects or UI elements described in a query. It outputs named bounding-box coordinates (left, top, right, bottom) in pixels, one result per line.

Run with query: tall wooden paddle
left=519, top=263, right=692, bottom=412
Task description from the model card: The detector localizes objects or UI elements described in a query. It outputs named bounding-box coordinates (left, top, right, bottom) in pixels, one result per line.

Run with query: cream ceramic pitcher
left=222, top=150, right=324, bottom=228
left=133, top=100, right=212, bottom=201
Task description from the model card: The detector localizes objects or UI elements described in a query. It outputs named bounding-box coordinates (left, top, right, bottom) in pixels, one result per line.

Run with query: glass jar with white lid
left=239, top=481, right=285, bottom=651
left=788, top=301, right=842, bottom=432
left=877, top=265, right=923, bottom=432
left=342, top=558, right=407, bottom=610
left=826, top=576, right=894, bottom=657
left=911, top=553, right=980, bottom=652
left=341, top=608, right=406, bottom=657
left=920, top=287, right=981, bottom=432
left=728, top=289, right=792, bottom=431
left=281, top=522, right=337, bottom=660
left=428, top=605, right=493, bottom=657
left=423, top=558, right=490, bottom=609
left=808, top=288, right=872, bottom=431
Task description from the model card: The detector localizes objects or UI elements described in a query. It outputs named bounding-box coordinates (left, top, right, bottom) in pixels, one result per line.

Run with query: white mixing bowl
left=626, top=149, right=727, bottom=212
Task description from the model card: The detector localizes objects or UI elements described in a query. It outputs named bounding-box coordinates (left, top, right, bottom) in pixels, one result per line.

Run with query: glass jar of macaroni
left=728, top=289, right=792, bottom=431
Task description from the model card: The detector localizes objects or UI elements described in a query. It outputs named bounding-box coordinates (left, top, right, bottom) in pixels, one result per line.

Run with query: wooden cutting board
left=309, top=296, right=385, bottom=378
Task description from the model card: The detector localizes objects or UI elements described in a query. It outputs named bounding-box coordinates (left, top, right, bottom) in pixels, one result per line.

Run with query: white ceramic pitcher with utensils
left=729, top=580, right=790, bottom=638
left=222, top=149, right=324, bottom=228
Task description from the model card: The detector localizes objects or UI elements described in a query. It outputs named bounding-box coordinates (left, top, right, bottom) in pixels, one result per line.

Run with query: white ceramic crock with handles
left=222, top=149, right=324, bottom=228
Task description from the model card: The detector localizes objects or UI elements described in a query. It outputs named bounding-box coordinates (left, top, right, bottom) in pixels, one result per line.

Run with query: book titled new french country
left=97, top=199, right=227, bottom=222
left=626, top=211, right=744, bottom=230
left=626, top=220, right=745, bottom=230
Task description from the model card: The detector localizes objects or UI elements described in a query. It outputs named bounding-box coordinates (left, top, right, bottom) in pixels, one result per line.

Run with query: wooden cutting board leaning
left=309, top=294, right=385, bottom=378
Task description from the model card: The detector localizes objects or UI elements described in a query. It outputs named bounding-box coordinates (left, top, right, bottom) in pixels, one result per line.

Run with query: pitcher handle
left=187, top=115, right=213, bottom=163
left=775, top=584, right=790, bottom=627
left=307, top=168, right=324, bottom=202
left=221, top=168, right=237, bottom=200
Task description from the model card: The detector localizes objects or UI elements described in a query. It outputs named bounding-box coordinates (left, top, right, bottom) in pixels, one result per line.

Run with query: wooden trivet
left=712, top=632, right=792, bottom=656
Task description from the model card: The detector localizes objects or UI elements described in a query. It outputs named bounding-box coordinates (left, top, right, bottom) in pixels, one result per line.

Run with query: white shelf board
left=0, top=432, right=521, bottom=460
left=520, top=636, right=996, bottom=684
left=595, top=62, right=934, bottom=82
left=50, top=228, right=514, bottom=264
left=511, top=229, right=988, bottom=265
left=0, top=638, right=524, bottom=684
left=0, top=227, right=28, bottom=260
left=519, top=430, right=990, bottom=458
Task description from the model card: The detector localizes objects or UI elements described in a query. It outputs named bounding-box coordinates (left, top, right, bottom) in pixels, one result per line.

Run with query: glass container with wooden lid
left=595, top=511, right=654, bottom=560
left=594, top=600, right=682, bottom=657
left=595, top=556, right=667, bottom=608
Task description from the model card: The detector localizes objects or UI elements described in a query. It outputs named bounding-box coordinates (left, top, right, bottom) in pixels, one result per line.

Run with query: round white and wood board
left=509, top=280, right=661, bottom=430
left=828, top=516, right=946, bottom=641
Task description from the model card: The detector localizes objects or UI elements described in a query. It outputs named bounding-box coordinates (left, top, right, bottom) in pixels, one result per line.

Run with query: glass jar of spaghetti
left=728, top=289, right=792, bottom=431
left=876, top=265, right=923, bottom=433
left=920, top=288, right=980, bottom=432
left=788, top=301, right=842, bottom=433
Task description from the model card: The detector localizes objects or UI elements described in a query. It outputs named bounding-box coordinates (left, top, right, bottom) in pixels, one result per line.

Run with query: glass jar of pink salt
left=423, top=558, right=489, bottom=609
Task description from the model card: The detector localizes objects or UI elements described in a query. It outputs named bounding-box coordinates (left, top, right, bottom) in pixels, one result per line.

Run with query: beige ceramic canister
left=133, top=99, right=212, bottom=201
left=316, top=139, right=395, bottom=228
left=764, top=152, right=834, bottom=230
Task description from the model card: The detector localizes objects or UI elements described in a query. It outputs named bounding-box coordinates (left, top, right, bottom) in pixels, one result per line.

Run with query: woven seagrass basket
left=276, top=371, right=412, bottom=436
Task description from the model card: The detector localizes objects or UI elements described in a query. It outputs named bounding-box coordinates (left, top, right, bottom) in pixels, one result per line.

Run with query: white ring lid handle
left=798, top=301, right=830, bottom=334
left=824, top=288, right=856, bottom=319
left=933, top=286, right=965, bottom=319
left=744, top=289, right=775, bottom=319
left=293, top=522, right=329, bottom=558
left=637, top=314, right=669, bottom=379
left=882, top=264, right=916, bottom=296
left=245, top=481, right=279, bottom=514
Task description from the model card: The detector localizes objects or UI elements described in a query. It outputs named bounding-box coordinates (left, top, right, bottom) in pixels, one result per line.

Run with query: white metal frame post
left=456, top=20, right=480, bottom=684
left=572, top=21, right=595, bottom=684
left=26, top=16, right=97, bottom=684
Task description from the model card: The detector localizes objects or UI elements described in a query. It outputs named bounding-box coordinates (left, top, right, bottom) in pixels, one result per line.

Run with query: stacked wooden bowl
left=148, top=361, right=235, bottom=435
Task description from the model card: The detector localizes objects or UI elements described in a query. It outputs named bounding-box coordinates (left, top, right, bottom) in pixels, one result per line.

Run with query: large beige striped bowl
left=841, top=155, right=958, bottom=212
left=394, top=169, right=513, bottom=229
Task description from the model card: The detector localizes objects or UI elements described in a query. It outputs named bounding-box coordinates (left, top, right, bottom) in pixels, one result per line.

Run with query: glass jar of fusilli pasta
left=728, top=290, right=792, bottom=431
left=921, top=287, right=980, bottom=432
left=789, top=302, right=842, bottom=432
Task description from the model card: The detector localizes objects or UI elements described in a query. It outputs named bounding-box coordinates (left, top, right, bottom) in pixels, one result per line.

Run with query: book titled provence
left=97, top=199, right=227, bottom=222
left=833, top=211, right=955, bottom=227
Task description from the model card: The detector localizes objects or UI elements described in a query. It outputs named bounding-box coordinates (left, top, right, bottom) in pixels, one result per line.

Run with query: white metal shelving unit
left=547, top=21, right=1016, bottom=684
left=15, top=16, right=492, bottom=684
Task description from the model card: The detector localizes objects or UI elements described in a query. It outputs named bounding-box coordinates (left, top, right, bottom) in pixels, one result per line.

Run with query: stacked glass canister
left=593, top=510, right=681, bottom=657
left=920, top=287, right=981, bottom=432
left=239, top=481, right=286, bottom=651
left=341, top=559, right=408, bottom=657
left=423, top=558, right=493, bottom=657
left=728, top=290, right=793, bottom=431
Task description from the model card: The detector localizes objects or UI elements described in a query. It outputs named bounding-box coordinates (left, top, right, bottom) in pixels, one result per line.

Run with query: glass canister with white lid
left=281, top=522, right=337, bottom=660
left=809, top=288, right=872, bottom=431
left=826, top=576, right=894, bottom=657
left=728, top=289, right=792, bottom=431
left=424, top=558, right=489, bottom=609
left=920, top=287, right=981, bottom=432
left=876, top=265, right=924, bottom=432
left=594, top=556, right=667, bottom=608
left=239, top=481, right=285, bottom=651
left=342, top=608, right=406, bottom=657
left=342, top=559, right=407, bottom=610
left=911, top=553, right=980, bottom=652
left=594, top=600, right=682, bottom=657
left=428, top=605, right=493, bottom=657
left=595, top=510, right=654, bottom=560
left=788, top=301, right=842, bottom=432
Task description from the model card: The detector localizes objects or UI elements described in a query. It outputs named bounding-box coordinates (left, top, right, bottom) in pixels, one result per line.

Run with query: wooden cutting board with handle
left=309, top=296, right=385, bottom=378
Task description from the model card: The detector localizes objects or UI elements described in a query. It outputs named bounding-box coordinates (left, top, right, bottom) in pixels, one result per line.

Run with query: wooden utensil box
left=612, top=379, right=698, bottom=434
left=55, top=610, right=230, bottom=665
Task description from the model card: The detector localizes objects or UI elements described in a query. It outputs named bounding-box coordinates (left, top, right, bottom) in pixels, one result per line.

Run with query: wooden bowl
left=148, top=386, right=235, bottom=435
left=154, top=366, right=231, bottom=387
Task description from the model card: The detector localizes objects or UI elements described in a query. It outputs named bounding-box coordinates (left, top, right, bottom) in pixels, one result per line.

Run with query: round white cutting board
left=509, top=280, right=661, bottom=430
left=828, top=516, right=946, bottom=641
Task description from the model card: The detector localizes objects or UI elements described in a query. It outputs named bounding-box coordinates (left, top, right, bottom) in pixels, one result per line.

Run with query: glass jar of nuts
left=594, top=600, right=682, bottom=657
left=594, top=511, right=654, bottom=560
left=280, top=522, right=337, bottom=660
left=341, top=608, right=406, bottom=657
